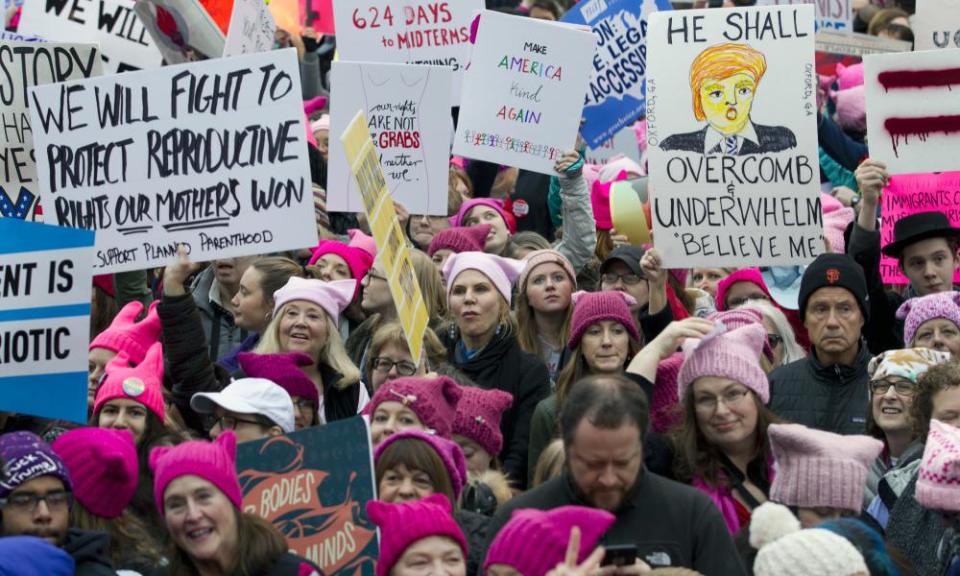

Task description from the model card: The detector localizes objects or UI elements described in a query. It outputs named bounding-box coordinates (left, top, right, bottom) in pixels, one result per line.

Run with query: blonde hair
left=254, top=302, right=360, bottom=389
left=411, top=249, right=447, bottom=322
left=532, top=439, right=566, bottom=487
left=738, top=299, right=807, bottom=367
left=366, top=322, right=448, bottom=389
left=689, top=43, right=766, bottom=121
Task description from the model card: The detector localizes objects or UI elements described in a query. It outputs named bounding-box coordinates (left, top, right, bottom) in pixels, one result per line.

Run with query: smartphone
left=601, top=544, right=638, bottom=568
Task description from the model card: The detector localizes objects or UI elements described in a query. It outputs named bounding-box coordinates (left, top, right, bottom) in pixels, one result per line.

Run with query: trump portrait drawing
left=659, top=43, right=797, bottom=156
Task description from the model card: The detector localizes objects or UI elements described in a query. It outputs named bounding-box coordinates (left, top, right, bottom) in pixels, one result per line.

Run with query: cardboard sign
left=28, top=49, right=319, bottom=274
left=0, top=41, right=102, bottom=221
left=18, top=0, right=162, bottom=73
left=646, top=5, right=822, bottom=267
left=329, top=62, right=451, bottom=216
left=0, top=219, right=94, bottom=423
left=453, top=11, right=595, bottom=175
left=302, top=0, right=335, bottom=34
left=864, top=49, right=960, bottom=175
left=758, top=0, right=850, bottom=31
left=561, top=0, right=670, bottom=149
left=224, top=0, right=277, bottom=56
left=880, top=172, right=960, bottom=284
left=914, top=0, right=960, bottom=51
left=341, top=111, right=430, bottom=364
left=134, top=0, right=226, bottom=64
left=237, top=418, right=378, bottom=576
left=333, top=0, right=484, bottom=101
left=583, top=124, right=642, bottom=167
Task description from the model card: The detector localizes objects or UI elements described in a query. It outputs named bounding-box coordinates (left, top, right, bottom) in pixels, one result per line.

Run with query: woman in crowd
left=367, top=375, right=462, bottom=447
left=452, top=386, right=514, bottom=516
left=429, top=225, right=492, bottom=271
left=896, top=291, right=960, bottom=356
left=738, top=300, right=806, bottom=369
left=515, top=250, right=578, bottom=382
left=307, top=230, right=377, bottom=331
left=689, top=268, right=735, bottom=298
left=441, top=252, right=550, bottom=489
left=88, top=301, right=161, bottom=412
left=363, top=323, right=447, bottom=392
left=715, top=268, right=809, bottom=350
left=238, top=351, right=321, bottom=429
left=367, top=495, right=468, bottom=576
left=149, top=431, right=323, bottom=575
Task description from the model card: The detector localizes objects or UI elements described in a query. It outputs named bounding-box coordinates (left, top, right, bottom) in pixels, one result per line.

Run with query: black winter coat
left=457, top=510, right=490, bottom=576
left=63, top=529, right=117, bottom=576
left=846, top=221, right=905, bottom=353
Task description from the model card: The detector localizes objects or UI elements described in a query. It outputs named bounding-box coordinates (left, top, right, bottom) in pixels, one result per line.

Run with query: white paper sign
left=914, top=0, right=960, bottom=51
left=224, top=0, right=277, bottom=57
left=18, top=0, right=163, bottom=73
left=333, top=0, right=484, bottom=101
left=329, top=62, right=452, bottom=215
left=453, top=11, right=595, bottom=175
left=28, top=49, right=319, bottom=273
left=646, top=5, right=822, bottom=267
left=584, top=125, right=642, bottom=167
left=864, top=50, right=960, bottom=175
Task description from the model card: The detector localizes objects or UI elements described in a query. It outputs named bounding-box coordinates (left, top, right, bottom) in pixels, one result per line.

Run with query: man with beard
left=0, top=431, right=117, bottom=575
left=480, top=375, right=744, bottom=573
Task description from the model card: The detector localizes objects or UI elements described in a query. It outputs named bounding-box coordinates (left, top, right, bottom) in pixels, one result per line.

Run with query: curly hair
left=911, top=359, right=960, bottom=438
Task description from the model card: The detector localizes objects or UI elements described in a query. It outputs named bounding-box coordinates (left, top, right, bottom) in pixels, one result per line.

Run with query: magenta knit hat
left=94, top=342, right=165, bottom=421
left=374, top=430, right=468, bottom=499
left=89, top=301, right=161, bottom=364
left=916, top=419, right=960, bottom=512
left=272, top=277, right=356, bottom=327
left=366, top=494, right=467, bottom=576
left=518, top=249, right=578, bottom=293
left=768, top=423, right=883, bottom=512
left=598, top=155, right=643, bottom=183
left=452, top=387, right=513, bottom=457
left=149, top=431, right=242, bottom=516
left=347, top=228, right=378, bottom=259
left=896, top=291, right=960, bottom=347
left=237, top=351, right=320, bottom=407
left=367, top=376, right=463, bottom=439
left=484, top=506, right=616, bottom=576
left=714, top=268, right=771, bottom=311
left=428, top=224, right=492, bottom=257
left=450, top=198, right=515, bottom=233
left=442, top=252, right=524, bottom=305
left=52, top=428, right=138, bottom=519
left=678, top=322, right=770, bottom=404
left=568, top=290, right=639, bottom=349
left=307, top=237, right=374, bottom=296
left=590, top=173, right=625, bottom=231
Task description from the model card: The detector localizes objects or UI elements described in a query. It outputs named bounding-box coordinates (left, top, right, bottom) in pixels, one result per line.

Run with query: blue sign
left=563, top=0, right=671, bottom=149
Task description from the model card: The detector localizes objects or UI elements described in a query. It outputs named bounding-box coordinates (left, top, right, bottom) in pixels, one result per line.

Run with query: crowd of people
left=2, top=0, right=959, bottom=575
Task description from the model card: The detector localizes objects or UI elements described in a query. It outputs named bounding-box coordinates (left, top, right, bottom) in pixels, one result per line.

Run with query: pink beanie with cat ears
left=150, top=431, right=242, bottom=516
left=896, top=291, right=960, bottom=347
left=677, top=322, right=769, bottom=404
left=89, top=301, right=161, bottom=364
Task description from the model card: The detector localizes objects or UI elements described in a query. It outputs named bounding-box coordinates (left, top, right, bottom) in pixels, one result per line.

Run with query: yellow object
left=610, top=181, right=651, bottom=246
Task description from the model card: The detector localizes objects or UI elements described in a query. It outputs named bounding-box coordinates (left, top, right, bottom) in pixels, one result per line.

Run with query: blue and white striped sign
left=0, top=219, right=94, bottom=423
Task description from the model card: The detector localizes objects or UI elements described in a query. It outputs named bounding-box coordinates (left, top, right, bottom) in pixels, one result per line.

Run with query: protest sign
left=134, top=0, right=226, bottom=64
left=453, top=11, right=596, bottom=175
left=914, top=0, right=960, bottom=51
left=28, top=48, right=319, bottom=274
left=0, top=41, right=102, bottom=222
left=561, top=0, right=670, bottom=149
left=758, top=0, right=850, bottom=31
left=0, top=219, right=94, bottom=423
left=880, top=172, right=960, bottom=284
left=646, top=5, right=822, bottom=267
left=237, top=417, right=378, bottom=576
left=18, top=0, right=162, bottom=73
left=864, top=49, right=960, bottom=175
left=342, top=111, right=430, bottom=363
left=224, top=0, right=277, bottom=56
left=302, top=0, right=335, bottom=34
left=329, top=62, right=451, bottom=216
left=583, top=124, right=642, bottom=167
left=333, top=0, right=483, bottom=101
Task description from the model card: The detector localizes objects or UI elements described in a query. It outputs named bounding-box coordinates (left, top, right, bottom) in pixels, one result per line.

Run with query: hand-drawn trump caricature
left=659, top=43, right=797, bottom=156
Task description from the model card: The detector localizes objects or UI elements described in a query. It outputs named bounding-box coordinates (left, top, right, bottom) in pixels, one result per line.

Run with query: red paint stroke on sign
left=878, top=68, right=960, bottom=91
left=884, top=115, right=960, bottom=157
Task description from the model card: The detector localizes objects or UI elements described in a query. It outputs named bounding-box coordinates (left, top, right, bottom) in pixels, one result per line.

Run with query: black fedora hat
left=881, top=211, right=960, bottom=258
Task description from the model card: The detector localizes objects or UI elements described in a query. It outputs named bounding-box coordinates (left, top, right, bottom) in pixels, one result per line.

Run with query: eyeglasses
left=362, top=270, right=387, bottom=285
left=372, top=357, right=419, bottom=376
left=870, top=380, right=916, bottom=396
left=601, top=272, right=643, bottom=286
left=767, top=334, right=783, bottom=348
left=0, top=490, right=71, bottom=513
left=694, top=389, right=751, bottom=412
left=214, top=415, right=264, bottom=430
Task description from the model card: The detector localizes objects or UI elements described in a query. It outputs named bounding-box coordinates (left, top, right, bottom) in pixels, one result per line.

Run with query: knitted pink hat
left=714, top=268, right=772, bottom=311
left=442, top=252, right=524, bottom=305
left=52, top=428, right=138, bottom=519
left=310, top=113, right=330, bottom=133
left=896, top=291, right=960, bottom=346
left=452, top=387, right=513, bottom=457
left=821, top=193, right=855, bottom=254
left=589, top=171, right=626, bottom=231
left=308, top=233, right=375, bottom=291
left=518, top=249, right=577, bottom=292
left=834, top=84, right=866, bottom=133
left=450, top=198, right=516, bottom=233
left=836, top=61, right=864, bottom=90
left=149, top=431, right=242, bottom=516
left=598, top=154, right=643, bottom=183
left=272, top=277, right=356, bottom=327
left=237, top=351, right=320, bottom=407
left=94, top=342, right=165, bottom=421
left=678, top=323, right=769, bottom=404
left=374, top=430, right=468, bottom=498
left=484, top=506, right=616, bottom=576
left=347, top=228, right=378, bottom=259
left=366, top=376, right=463, bottom=439
left=366, top=494, right=467, bottom=576
left=568, top=290, right=639, bottom=349
left=916, top=419, right=960, bottom=512
left=768, top=423, right=883, bottom=512
left=89, top=301, right=161, bottom=364
left=427, top=224, right=492, bottom=257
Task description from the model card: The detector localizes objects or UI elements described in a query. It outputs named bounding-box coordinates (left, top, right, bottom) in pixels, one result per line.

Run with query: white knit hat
left=750, top=503, right=869, bottom=576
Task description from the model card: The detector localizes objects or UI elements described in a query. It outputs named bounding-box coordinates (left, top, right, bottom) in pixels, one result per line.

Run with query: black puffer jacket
left=457, top=509, right=490, bottom=576
left=767, top=342, right=871, bottom=435
left=443, top=327, right=550, bottom=489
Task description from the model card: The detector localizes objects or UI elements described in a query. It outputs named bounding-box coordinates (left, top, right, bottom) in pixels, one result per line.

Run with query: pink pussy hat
left=52, top=428, right=138, bottom=519
left=366, top=375, right=463, bottom=439
left=452, top=387, right=513, bottom=457
left=366, top=494, right=467, bottom=576
left=428, top=224, right=492, bottom=257
left=272, top=277, right=356, bottom=327
left=442, top=252, right=524, bottom=305
left=237, top=351, right=320, bottom=408
left=374, top=429, right=468, bottom=499
left=568, top=290, right=639, bottom=349
left=678, top=322, right=769, bottom=404
left=89, top=301, right=161, bottom=364
left=896, top=291, right=960, bottom=347
left=94, top=341, right=165, bottom=421
left=916, top=419, right=960, bottom=512
left=149, top=431, right=242, bottom=516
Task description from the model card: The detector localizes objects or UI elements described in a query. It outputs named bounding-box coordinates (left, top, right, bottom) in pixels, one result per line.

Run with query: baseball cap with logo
left=190, top=378, right=296, bottom=434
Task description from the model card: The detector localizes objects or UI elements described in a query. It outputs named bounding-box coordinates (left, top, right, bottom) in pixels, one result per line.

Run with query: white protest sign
left=28, top=48, right=319, bottom=273
left=329, top=62, right=452, bottom=216
left=646, top=5, right=821, bottom=267
left=453, top=11, right=595, bottom=175
left=333, top=0, right=483, bottom=101
left=914, top=0, right=960, bottom=51
left=584, top=125, right=642, bottom=167
left=864, top=50, right=960, bottom=175
left=18, top=0, right=162, bottom=73
left=0, top=41, right=102, bottom=221
left=758, top=0, right=850, bottom=31
left=224, top=0, right=277, bottom=57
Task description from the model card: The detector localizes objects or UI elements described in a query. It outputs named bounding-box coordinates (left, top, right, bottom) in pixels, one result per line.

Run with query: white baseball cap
left=191, top=378, right=295, bottom=434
